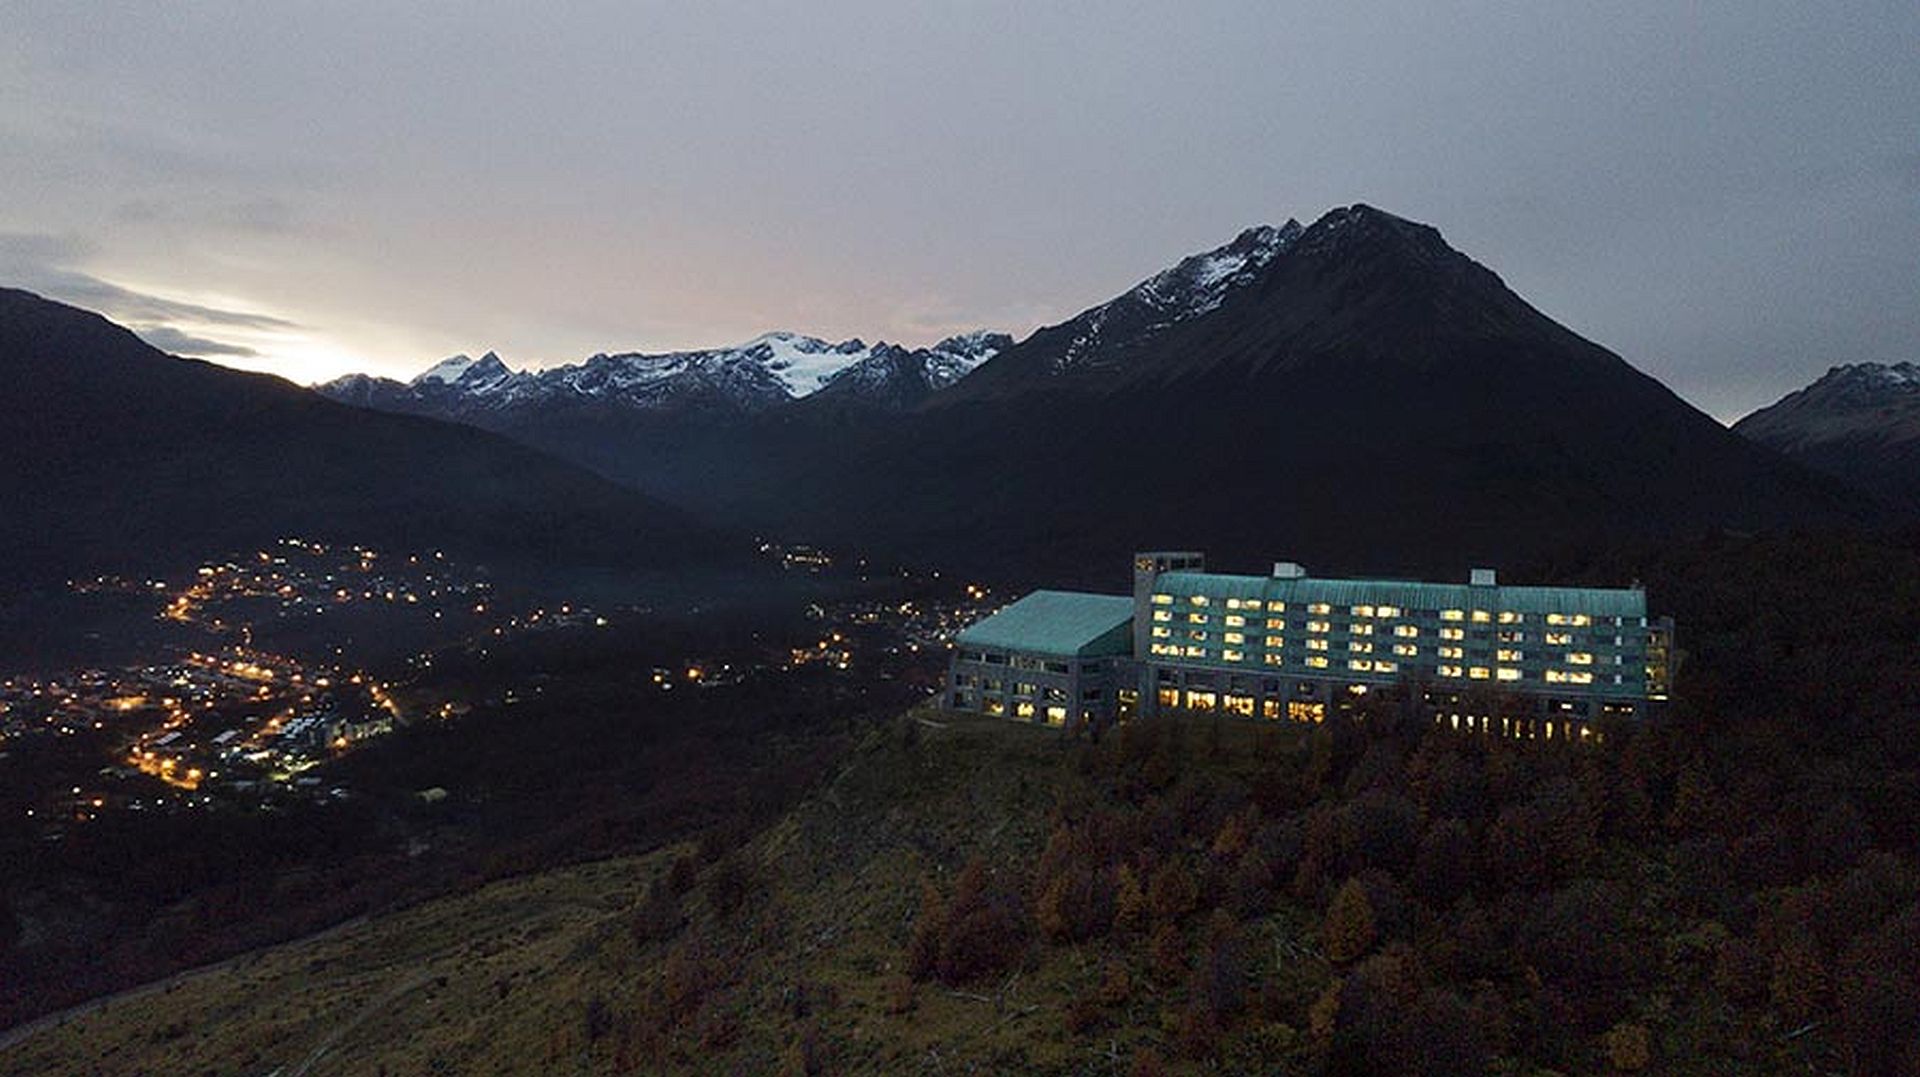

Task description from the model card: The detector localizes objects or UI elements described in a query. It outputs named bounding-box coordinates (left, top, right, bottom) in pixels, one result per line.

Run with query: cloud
left=0, top=230, right=296, bottom=331
left=132, top=324, right=260, bottom=357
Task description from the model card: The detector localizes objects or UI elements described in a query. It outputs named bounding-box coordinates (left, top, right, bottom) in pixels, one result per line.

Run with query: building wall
left=1131, top=556, right=1672, bottom=724
left=948, top=555, right=1672, bottom=734
left=947, top=646, right=1125, bottom=727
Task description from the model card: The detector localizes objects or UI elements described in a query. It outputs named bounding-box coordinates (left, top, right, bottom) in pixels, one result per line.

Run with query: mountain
left=0, top=288, right=731, bottom=592
left=315, top=331, right=1011, bottom=425
left=623, top=205, right=1871, bottom=583
left=942, top=220, right=1301, bottom=401
left=1733, top=362, right=1920, bottom=512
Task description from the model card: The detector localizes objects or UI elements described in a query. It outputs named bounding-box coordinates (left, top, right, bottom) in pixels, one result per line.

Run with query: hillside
left=11, top=530, right=1920, bottom=1075
left=0, top=289, right=734, bottom=593
left=1734, top=362, right=1920, bottom=514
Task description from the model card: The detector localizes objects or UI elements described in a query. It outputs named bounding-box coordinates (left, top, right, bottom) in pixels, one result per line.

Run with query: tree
left=1604, top=1022, right=1651, bottom=1071
left=1323, top=877, right=1378, bottom=964
left=1114, top=863, right=1148, bottom=934
left=1147, top=860, right=1200, bottom=925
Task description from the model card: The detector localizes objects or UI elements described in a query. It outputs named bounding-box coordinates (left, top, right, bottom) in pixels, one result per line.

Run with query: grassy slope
left=1, top=713, right=1315, bottom=1075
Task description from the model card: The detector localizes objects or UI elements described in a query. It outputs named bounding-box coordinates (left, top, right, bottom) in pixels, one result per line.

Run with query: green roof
left=1155, top=572, right=1647, bottom=619
left=956, top=590, right=1134, bottom=658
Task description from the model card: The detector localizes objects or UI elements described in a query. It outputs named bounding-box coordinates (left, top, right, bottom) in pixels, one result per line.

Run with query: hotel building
left=947, top=552, right=1672, bottom=735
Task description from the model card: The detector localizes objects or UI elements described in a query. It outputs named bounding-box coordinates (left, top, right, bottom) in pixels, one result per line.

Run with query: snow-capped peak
left=1133, top=220, right=1304, bottom=319
left=412, top=350, right=514, bottom=389
left=924, top=331, right=1013, bottom=388
left=733, top=333, right=876, bottom=397
left=414, top=354, right=480, bottom=385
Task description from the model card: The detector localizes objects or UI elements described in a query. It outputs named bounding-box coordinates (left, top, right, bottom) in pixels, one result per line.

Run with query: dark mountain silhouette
left=615, top=206, right=1871, bottom=584
left=1734, top=362, right=1920, bottom=514
left=0, top=288, right=730, bottom=593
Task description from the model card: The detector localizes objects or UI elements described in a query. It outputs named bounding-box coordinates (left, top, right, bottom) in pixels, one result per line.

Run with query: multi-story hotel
left=947, top=552, right=1672, bottom=736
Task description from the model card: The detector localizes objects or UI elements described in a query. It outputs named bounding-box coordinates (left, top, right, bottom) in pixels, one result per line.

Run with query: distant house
left=948, top=552, right=1673, bottom=737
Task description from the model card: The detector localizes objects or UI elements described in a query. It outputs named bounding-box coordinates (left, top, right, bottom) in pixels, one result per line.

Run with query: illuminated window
left=1188, top=629, right=1207, bottom=642
left=1262, top=698, right=1283, bottom=719
left=1151, top=593, right=1173, bottom=605
left=1185, top=690, right=1217, bottom=711
left=1307, top=620, right=1331, bottom=633
left=1222, top=649, right=1245, bottom=662
left=1438, top=664, right=1463, bottom=678
left=1546, top=631, right=1573, bottom=645
left=1471, top=610, right=1491, bottom=624
left=1375, top=661, right=1399, bottom=674
left=1189, top=612, right=1209, bottom=624
left=1498, top=611, right=1524, bottom=624
left=1151, top=626, right=1171, bottom=639
left=1225, top=598, right=1247, bottom=610
left=1267, top=600, right=1287, bottom=612
left=1349, top=659, right=1373, bottom=671
left=1308, top=602, right=1332, bottom=615
left=1183, top=646, right=1206, bottom=658
left=1156, top=687, right=1178, bottom=706
left=1498, top=630, right=1525, bottom=643
left=1190, top=595, right=1210, bottom=606
left=1497, top=649, right=1523, bottom=662
left=1570, top=614, right=1592, bottom=626
left=1394, top=624, right=1418, bottom=638
left=1567, top=652, right=1593, bottom=665
left=1496, top=667, right=1521, bottom=682
left=1264, top=635, right=1285, bottom=648
left=1225, top=614, right=1247, bottom=627
left=1352, top=623, right=1375, bottom=636
left=1152, top=609, right=1172, bottom=622
left=1288, top=700, right=1325, bottom=723
left=1015, top=700, right=1037, bottom=719
left=1263, top=653, right=1285, bottom=666
left=1377, top=605, right=1401, bottom=618
left=1469, top=666, right=1490, bottom=680
left=1566, top=670, right=1594, bottom=684
left=1348, top=641, right=1373, bottom=653
left=1150, top=643, right=1176, bottom=656
left=1306, top=639, right=1329, bottom=651
left=1045, top=705, right=1068, bottom=725
left=1305, top=656, right=1329, bottom=669
left=1544, top=669, right=1567, bottom=683
left=1265, top=617, right=1286, bottom=630
left=1438, top=646, right=1464, bottom=659
left=1393, top=643, right=1417, bottom=657
left=1350, top=604, right=1375, bottom=618
left=1440, top=609, right=1465, bottom=621
left=1224, top=632, right=1246, bottom=644
left=1439, top=627, right=1465, bottom=641
left=1223, top=694, right=1255, bottom=716
left=985, top=699, right=1006, bottom=716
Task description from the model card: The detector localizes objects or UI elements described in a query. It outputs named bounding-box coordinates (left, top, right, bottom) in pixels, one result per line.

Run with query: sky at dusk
left=3, top=2, right=1916, bottom=421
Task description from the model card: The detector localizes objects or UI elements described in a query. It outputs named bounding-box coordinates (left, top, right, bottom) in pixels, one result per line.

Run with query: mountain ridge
left=1734, top=360, right=1920, bottom=512
left=0, top=287, right=735, bottom=592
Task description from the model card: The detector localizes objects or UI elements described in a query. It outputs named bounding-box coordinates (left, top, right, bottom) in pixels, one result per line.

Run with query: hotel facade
left=947, top=552, right=1672, bottom=736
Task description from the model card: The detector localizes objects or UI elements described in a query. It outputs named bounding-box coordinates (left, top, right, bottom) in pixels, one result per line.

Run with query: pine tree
left=1323, top=877, right=1378, bottom=964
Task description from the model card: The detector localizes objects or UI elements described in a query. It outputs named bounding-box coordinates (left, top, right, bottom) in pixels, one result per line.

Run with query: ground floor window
left=1288, top=700, right=1326, bottom=724
left=1185, top=690, right=1217, bottom=711
left=1015, top=700, right=1037, bottom=721
left=1045, top=705, right=1068, bottom=726
left=1223, top=694, right=1255, bottom=716
left=985, top=698, right=1005, bottom=717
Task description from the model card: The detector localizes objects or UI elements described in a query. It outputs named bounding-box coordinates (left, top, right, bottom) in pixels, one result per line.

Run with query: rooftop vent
left=1272, top=561, right=1308, bottom=580
left=1469, top=568, right=1497, bottom=587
